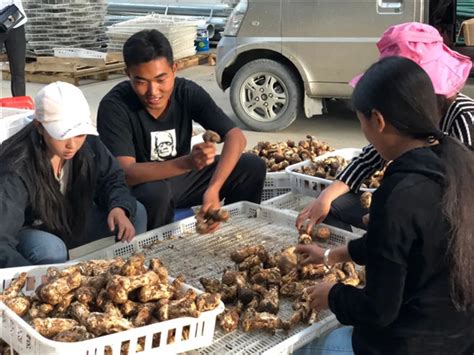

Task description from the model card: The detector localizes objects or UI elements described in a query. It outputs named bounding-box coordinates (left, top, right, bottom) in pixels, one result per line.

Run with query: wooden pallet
left=1, top=52, right=212, bottom=86
left=175, top=53, right=211, bottom=70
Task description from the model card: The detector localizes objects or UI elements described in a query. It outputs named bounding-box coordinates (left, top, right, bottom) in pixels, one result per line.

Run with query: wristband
left=323, top=248, right=331, bottom=271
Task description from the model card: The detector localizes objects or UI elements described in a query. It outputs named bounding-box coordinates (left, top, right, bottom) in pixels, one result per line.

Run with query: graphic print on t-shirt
left=150, top=129, right=177, bottom=161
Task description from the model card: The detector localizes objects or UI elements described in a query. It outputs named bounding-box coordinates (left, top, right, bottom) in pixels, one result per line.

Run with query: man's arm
left=118, top=142, right=217, bottom=186
left=118, top=128, right=242, bottom=187
left=117, top=155, right=193, bottom=186
left=205, top=127, right=246, bottom=198
left=98, top=98, right=216, bottom=186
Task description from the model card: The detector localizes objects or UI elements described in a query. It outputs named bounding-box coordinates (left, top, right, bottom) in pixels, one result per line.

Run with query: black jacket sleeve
left=328, top=181, right=417, bottom=328
left=89, top=137, right=137, bottom=220
left=348, top=234, right=367, bottom=266
left=0, top=173, right=32, bottom=267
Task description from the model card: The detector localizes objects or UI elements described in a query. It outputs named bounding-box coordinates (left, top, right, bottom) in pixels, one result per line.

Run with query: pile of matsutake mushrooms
left=0, top=255, right=221, bottom=353
left=249, top=136, right=334, bottom=172
left=199, top=226, right=365, bottom=334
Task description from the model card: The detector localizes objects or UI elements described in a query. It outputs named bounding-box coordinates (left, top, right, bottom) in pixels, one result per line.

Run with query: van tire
left=230, top=59, right=301, bottom=131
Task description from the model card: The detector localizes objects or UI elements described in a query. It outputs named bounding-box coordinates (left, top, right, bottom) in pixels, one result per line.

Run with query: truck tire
left=230, top=59, right=301, bottom=131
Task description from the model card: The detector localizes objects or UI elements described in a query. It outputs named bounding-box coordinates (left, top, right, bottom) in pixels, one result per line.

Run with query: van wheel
left=230, top=59, right=301, bottom=131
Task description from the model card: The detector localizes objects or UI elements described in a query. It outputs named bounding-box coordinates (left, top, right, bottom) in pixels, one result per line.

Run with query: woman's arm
left=327, top=182, right=420, bottom=328
left=336, top=144, right=387, bottom=192
left=0, top=174, right=31, bottom=267
left=92, top=138, right=137, bottom=219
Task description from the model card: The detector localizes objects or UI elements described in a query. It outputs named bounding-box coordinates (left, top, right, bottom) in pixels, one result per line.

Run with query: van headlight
left=223, top=0, right=248, bottom=36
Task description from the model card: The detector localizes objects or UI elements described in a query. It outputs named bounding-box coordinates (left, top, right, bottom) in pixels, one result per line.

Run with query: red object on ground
left=0, top=96, right=34, bottom=110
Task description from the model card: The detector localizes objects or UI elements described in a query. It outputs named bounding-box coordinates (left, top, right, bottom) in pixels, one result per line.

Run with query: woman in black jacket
left=294, top=57, right=474, bottom=354
left=296, top=23, right=474, bottom=233
left=0, top=82, right=147, bottom=268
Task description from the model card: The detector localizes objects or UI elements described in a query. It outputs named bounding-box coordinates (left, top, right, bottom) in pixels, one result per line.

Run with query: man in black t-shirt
left=97, top=29, right=266, bottom=230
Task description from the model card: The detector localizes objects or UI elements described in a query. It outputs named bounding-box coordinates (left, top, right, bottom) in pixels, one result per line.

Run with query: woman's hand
left=306, top=282, right=336, bottom=311
left=296, top=181, right=350, bottom=233
left=296, top=196, right=332, bottom=234
left=295, top=244, right=326, bottom=266
left=108, top=207, right=135, bottom=243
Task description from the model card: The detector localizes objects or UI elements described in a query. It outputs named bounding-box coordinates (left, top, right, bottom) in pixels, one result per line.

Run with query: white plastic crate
left=261, top=171, right=292, bottom=201
left=0, top=263, right=224, bottom=355
left=286, top=148, right=376, bottom=196
left=73, top=202, right=361, bottom=354
left=262, top=191, right=314, bottom=217
left=0, top=108, right=34, bottom=144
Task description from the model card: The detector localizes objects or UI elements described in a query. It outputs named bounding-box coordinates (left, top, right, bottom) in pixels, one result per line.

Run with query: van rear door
left=281, top=0, right=424, bottom=97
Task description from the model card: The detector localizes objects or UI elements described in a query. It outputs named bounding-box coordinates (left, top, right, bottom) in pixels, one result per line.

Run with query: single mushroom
left=203, top=130, right=221, bottom=143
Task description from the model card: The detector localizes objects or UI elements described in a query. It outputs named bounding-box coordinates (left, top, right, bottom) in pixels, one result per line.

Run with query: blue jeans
left=16, top=202, right=147, bottom=265
left=295, top=327, right=354, bottom=355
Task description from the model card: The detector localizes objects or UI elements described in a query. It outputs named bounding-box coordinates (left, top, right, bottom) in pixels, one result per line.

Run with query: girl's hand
left=296, top=196, right=332, bottom=234
left=295, top=244, right=326, bottom=266
left=108, top=207, right=135, bottom=243
left=306, top=282, right=336, bottom=311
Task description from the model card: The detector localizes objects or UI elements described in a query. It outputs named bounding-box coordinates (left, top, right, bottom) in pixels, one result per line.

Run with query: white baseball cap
left=34, top=81, right=99, bottom=140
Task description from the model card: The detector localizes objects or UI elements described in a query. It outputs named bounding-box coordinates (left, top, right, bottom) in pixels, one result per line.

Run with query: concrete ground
left=1, top=64, right=368, bottom=150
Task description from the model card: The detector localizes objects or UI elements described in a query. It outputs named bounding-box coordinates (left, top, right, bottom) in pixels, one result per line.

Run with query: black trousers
left=323, top=191, right=368, bottom=231
left=0, top=25, right=26, bottom=97
left=133, top=153, right=267, bottom=229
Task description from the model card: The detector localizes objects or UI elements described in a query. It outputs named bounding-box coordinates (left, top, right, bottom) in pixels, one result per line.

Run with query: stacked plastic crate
left=107, top=14, right=198, bottom=60
left=22, top=0, right=108, bottom=56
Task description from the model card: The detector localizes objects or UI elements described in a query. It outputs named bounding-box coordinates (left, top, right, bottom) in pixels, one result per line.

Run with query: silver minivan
left=216, top=0, right=470, bottom=131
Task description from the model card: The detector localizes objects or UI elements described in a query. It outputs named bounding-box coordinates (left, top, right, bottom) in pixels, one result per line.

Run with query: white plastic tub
left=286, top=148, right=376, bottom=196
left=262, top=191, right=314, bottom=216
left=261, top=171, right=292, bottom=201
left=0, top=263, right=224, bottom=355
left=0, top=108, right=34, bottom=144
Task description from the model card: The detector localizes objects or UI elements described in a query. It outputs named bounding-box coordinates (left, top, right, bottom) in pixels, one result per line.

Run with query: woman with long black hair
left=297, top=22, right=474, bottom=233
left=0, top=82, right=147, bottom=267
left=295, top=57, right=474, bottom=354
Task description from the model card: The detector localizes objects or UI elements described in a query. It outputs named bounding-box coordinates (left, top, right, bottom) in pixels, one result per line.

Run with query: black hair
left=353, top=56, right=474, bottom=311
left=353, top=56, right=441, bottom=139
left=0, top=123, right=95, bottom=244
left=123, top=29, right=174, bottom=68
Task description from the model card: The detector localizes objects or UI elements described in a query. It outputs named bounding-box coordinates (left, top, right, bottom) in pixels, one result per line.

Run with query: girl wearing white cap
left=0, top=82, right=147, bottom=267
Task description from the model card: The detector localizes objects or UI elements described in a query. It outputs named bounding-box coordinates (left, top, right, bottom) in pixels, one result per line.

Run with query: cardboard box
left=461, top=18, right=474, bottom=46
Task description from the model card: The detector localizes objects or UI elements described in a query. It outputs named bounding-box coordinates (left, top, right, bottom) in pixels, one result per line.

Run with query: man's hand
left=306, top=282, right=336, bottom=311
left=295, top=244, right=326, bottom=266
left=189, top=142, right=216, bottom=170
left=107, top=207, right=135, bottom=243
left=201, top=187, right=221, bottom=233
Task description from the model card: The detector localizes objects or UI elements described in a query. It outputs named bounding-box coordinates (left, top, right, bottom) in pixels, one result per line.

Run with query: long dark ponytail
left=0, top=123, right=96, bottom=243
left=352, top=56, right=474, bottom=311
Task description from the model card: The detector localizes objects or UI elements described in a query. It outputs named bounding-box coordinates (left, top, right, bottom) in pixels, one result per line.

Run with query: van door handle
left=377, top=0, right=403, bottom=14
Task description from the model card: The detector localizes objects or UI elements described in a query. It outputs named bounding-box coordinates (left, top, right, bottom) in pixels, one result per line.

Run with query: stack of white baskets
left=107, top=14, right=199, bottom=60
left=22, top=0, right=108, bottom=56
left=263, top=148, right=367, bottom=216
